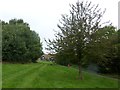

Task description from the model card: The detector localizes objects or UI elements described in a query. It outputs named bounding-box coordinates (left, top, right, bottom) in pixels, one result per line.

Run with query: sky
left=0, top=0, right=119, bottom=53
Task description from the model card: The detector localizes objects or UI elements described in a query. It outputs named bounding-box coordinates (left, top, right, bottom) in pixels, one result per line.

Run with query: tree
left=86, top=26, right=119, bottom=73
left=2, top=19, right=43, bottom=63
left=46, top=1, right=107, bottom=80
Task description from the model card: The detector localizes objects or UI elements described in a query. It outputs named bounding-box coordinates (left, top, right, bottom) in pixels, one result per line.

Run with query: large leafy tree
left=46, top=1, right=107, bottom=79
left=2, top=19, right=43, bottom=63
left=87, top=26, right=119, bottom=73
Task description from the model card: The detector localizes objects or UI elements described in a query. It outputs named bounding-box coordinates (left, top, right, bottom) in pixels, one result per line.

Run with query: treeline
left=2, top=19, right=43, bottom=63
left=46, top=1, right=120, bottom=74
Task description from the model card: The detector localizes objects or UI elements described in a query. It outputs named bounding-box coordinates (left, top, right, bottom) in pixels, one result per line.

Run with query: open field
left=2, top=61, right=119, bottom=88
left=0, top=63, right=2, bottom=88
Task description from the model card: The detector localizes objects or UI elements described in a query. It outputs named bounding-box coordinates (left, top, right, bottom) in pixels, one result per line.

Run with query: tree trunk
left=78, top=63, right=83, bottom=80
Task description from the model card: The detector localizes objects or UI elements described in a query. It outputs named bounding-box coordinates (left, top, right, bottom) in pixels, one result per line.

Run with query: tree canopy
left=45, top=1, right=119, bottom=78
left=2, top=19, right=43, bottom=63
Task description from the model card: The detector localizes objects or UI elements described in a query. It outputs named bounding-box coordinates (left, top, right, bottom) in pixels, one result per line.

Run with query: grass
left=2, top=61, right=119, bottom=88
left=0, top=63, right=2, bottom=88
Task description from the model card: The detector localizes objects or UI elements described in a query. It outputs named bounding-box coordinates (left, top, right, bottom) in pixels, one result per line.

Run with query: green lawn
left=2, top=61, right=119, bottom=88
left=0, top=63, right=2, bottom=88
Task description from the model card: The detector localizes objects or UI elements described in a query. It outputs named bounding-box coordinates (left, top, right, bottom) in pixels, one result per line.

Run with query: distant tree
left=86, top=26, right=119, bottom=73
left=2, top=19, right=43, bottom=63
left=46, top=1, right=107, bottom=80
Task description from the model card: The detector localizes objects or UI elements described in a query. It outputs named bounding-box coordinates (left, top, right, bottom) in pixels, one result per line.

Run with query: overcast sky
left=0, top=0, right=119, bottom=53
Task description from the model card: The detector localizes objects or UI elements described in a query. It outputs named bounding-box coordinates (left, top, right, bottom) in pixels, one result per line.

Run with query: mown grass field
left=2, top=61, right=119, bottom=88
left=0, top=63, right=2, bottom=88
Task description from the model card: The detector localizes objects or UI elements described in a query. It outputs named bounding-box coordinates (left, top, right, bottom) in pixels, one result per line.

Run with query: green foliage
left=86, top=26, right=119, bottom=73
left=2, top=19, right=43, bottom=63
left=46, top=1, right=106, bottom=66
left=46, top=1, right=119, bottom=74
